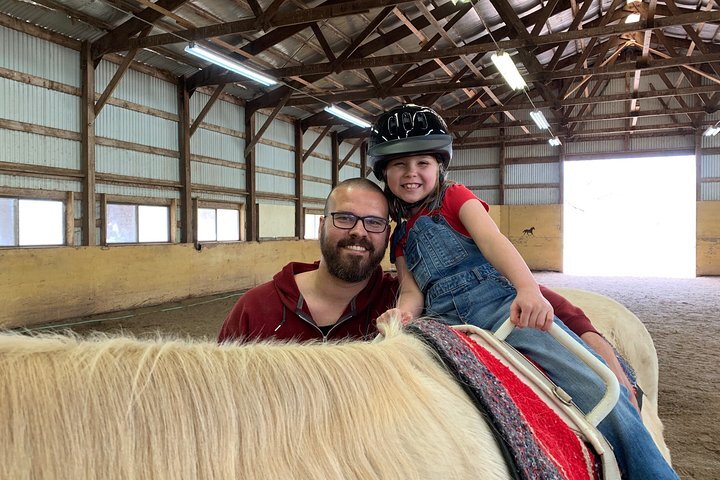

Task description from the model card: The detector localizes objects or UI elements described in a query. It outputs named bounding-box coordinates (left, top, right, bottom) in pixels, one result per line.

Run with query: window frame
left=102, top=196, right=173, bottom=246
left=0, top=190, right=70, bottom=248
left=194, top=200, right=245, bottom=244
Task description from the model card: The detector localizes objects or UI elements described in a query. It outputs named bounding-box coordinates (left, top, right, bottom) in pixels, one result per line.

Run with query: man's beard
left=320, top=230, right=386, bottom=283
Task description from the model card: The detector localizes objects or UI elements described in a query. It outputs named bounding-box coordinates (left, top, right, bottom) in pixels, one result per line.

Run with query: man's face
left=319, top=186, right=390, bottom=283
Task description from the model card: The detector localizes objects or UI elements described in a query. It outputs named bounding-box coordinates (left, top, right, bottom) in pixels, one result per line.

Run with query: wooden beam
left=178, top=76, right=193, bottom=243
left=331, top=132, right=339, bottom=188
left=99, top=193, right=107, bottom=246
left=295, top=120, right=304, bottom=239
left=265, top=11, right=720, bottom=77
left=302, top=125, right=332, bottom=162
left=80, top=41, right=96, bottom=246
left=245, top=111, right=257, bottom=241
left=65, top=191, right=75, bottom=246
left=110, top=0, right=416, bottom=52
left=92, top=0, right=189, bottom=59
left=190, top=83, right=226, bottom=137
left=339, top=142, right=361, bottom=169
left=244, top=91, right=291, bottom=156
left=360, top=141, right=368, bottom=178
left=311, top=23, right=336, bottom=63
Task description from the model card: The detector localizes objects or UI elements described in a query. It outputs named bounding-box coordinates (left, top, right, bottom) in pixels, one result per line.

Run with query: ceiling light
left=625, top=13, right=641, bottom=23
left=703, top=126, right=720, bottom=137
left=548, top=136, right=562, bottom=146
left=324, top=105, right=371, bottom=128
left=530, top=110, right=550, bottom=130
left=490, top=50, right=527, bottom=90
left=184, top=43, right=277, bottom=87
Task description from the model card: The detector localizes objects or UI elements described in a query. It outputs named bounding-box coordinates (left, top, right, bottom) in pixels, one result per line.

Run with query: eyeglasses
left=329, top=212, right=389, bottom=233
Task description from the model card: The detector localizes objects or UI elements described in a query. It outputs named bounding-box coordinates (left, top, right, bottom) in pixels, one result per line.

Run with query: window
left=106, top=204, right=169, bottom=243
left=0, top=197, right=64, bottom=247
left=198, top=207, right=240, bottom=242
left=304, top=213, right=322, bottom=240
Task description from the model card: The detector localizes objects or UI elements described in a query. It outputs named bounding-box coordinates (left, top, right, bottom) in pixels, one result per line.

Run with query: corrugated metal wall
left=2, top=22, right=718, bottom=246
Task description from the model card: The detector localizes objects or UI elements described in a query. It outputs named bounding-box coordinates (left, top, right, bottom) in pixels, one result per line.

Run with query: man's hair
left=323, top=178, right=386, bottom=216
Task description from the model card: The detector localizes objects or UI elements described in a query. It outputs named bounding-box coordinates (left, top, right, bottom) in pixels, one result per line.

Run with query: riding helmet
left=368, top=104, right=453, bottom=181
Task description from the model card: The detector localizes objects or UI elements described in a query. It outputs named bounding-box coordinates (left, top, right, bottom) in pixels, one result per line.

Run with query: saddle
left=407, top=318, right=622, bottom=480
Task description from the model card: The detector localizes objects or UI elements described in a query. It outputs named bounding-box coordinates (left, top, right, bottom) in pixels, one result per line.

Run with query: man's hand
left=580, top=331, right=641, bottom=412
left=377, top=308, right=413, bottom=326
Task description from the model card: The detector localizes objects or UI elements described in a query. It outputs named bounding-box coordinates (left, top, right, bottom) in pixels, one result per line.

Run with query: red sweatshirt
left=218, top=261, right=400, bottom=343
left=218, top=261, right=597, bottom=343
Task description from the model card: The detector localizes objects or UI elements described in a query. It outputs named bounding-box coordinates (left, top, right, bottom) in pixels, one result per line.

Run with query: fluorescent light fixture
left=184, top=43, right=277, bottom=87
left=548, top=136, right=562, bottom=146
left=324, top=105, right=371, bottom=128
left=625, top=13, right=641, bottom=23
left=703, top=126, right=720, bottom=137
left=530, top=109, right=550, bottom=130
left=490, top=50, right=527, bottom=90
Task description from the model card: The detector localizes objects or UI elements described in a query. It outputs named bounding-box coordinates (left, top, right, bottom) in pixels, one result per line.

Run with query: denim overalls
left=401, top=214, right=678, bottom=479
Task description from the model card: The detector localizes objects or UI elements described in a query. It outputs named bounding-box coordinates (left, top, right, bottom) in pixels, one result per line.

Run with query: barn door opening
left=563, top=155, right=696, bottom=278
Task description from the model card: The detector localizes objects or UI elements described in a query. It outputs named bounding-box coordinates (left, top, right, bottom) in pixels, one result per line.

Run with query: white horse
left=0, top=289, right=669, bottom=479
left=553, top=287, right=669, bottom=461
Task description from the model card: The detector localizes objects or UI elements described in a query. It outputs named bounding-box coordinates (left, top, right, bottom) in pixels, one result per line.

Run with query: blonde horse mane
left=0, top=320, right=508, bottom=480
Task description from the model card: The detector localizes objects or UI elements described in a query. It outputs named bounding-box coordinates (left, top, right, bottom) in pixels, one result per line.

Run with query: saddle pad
left=408, top=318, right=598, bottom=480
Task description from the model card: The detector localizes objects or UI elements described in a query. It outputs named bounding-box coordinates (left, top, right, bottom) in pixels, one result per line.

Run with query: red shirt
left=218, top=261, right=400, bottom=343
left=394, top=184, right=488, bottom=259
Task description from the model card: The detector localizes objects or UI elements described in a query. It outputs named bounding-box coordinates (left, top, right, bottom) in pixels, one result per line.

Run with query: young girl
left=369, top=104, right=678, bottom=480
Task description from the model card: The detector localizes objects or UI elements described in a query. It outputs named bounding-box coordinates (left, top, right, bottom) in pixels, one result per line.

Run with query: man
left=218, top=178, right=398, bottom=342
left=217, top=177, right=640, bottom=408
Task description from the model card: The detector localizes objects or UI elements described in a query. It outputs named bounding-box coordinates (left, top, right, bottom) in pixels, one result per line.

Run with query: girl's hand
left=510, top=289, right=554, bottom=331
left=377, top=308, right=413, bottom=326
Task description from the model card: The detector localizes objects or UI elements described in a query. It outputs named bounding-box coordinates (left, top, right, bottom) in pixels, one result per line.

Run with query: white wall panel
left=629, top=135, right=693, bottom=151
left=468, top=187, right=499, bottom=205
left=304, top=129, right=332, bottom=157
left=96, top=184, right=179, bottom=199
left=96, top=104, right=177, bottom=150
left=257, top=172, right=294, bottom=194
left=506, top=187, right=559, bottom=205
left=0, top=174, right=80, bottom=192
left=96, top=60, right=176, bottom=114
left=448, top=168, right=498, bottom=186
left=256, top=144, right=294, bottom=172
left=0, top=77, right=79, bottom=131
left=339, top=165, right=361, bottom=181
left=506, top=163, right=559, bottom=184
left=0, top=129, right=80, bottom=170
left=0, top=25, right=79, bottom=86
left=700, top=183, right=720, bottom=201
left=256, top=113, right=293, bottom=144
left=96, top=145, right=178, bottom=181
left=701, top=155, right=720, bottom=178
left=192, top=162, right=245, bottom=190
left=190, top=128, right=244, bottom=163
left=303, top=180, right=331, bottom=200
left=454, top=147, right=499, bottom=166
left=507, top=143, right=556, bottom=159
left=303, top=156, right=330, bottom=178
left=194, top=192, right=245, bottom=203
left=190, top=93, right=243, bottom=130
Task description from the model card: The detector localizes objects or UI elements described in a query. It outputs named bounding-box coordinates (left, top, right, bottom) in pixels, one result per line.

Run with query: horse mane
left=0, top=320, right=507, bottom=480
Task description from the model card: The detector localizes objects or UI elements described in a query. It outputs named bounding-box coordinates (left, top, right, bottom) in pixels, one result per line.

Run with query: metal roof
left=2, top=0, right=720, bottom=146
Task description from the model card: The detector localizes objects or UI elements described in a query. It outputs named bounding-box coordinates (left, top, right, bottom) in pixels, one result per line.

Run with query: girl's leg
left=502, top=320, right=678, bottom=480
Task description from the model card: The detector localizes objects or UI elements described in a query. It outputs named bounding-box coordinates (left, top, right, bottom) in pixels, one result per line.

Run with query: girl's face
left=384, top=154, right=440, bottom=204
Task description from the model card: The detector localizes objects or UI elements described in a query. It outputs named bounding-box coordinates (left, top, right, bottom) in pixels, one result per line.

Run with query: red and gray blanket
left=407, top=318, right=600, bottom=480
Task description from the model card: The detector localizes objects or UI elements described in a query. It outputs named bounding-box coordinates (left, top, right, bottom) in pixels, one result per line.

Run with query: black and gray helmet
left=367, top=104, right=452, bottom=181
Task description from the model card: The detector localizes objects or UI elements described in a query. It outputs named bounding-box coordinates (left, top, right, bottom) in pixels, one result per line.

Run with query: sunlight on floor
left=564, top=155, right=696, bottom=278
